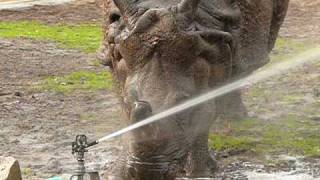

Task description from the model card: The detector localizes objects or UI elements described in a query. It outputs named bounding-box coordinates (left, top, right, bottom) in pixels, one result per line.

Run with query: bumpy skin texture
left=100, top=0, right=289, bottom=179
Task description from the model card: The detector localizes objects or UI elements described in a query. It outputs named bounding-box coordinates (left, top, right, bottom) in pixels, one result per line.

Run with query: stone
left=0, top=156, right=22, bottom=180
left=310, top=115, right=320, bottom=121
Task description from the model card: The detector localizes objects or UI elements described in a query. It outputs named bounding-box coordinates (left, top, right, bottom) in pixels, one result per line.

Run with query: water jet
left=67, top=47, right=320, bottom=179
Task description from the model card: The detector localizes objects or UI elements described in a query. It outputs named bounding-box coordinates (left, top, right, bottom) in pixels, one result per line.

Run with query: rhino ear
left=113, top=0, right=138, bottom=17
left=178, top=0, right=200, bottom=14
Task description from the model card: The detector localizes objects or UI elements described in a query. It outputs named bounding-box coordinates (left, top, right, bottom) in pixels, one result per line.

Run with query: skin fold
left=98, top=0, right=289, bottom=179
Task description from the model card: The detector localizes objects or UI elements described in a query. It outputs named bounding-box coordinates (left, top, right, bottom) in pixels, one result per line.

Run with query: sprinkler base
left=70, top=135, right=100, bottom=180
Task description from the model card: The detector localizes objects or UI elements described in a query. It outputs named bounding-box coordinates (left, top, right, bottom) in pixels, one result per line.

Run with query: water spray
left=69, top=47, right=320, bottom=178
left=97, top=47, right=320, bottom=143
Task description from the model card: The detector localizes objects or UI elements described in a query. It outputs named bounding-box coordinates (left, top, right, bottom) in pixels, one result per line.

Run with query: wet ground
left=0, top=0, right=75, bottom=10
left=0, top=39, right=123, bottom=178
left=0, top=0, right=319, bottom=179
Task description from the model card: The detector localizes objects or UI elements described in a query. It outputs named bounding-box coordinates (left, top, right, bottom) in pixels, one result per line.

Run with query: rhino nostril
left=131, top=101, right=153, bottom=121
left=109, top=11, right=121, bottom=23
left=135, top=101, right=152, bottom=110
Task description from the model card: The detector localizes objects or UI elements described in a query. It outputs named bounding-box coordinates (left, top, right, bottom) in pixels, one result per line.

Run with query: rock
left=10, top=139, right=20, bottom=144
left=0, top=92, right=12, bottom=96
left=313, top=88, right=320, bottom=97
left=310, top=115, right=320, bottom=121
left=14, top=92, right=22, bottom=97
left=0, top=156, right=22, bottom=180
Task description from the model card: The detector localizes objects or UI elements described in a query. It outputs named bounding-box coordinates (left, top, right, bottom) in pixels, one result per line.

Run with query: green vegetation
left=80, top=113, right=98, bottom=122
left=261, top=116, right=320, bottom=156
left=209, top=134, right=255, bottom=152
left=247, top=87, right=272, bottom=98
left=209, top=117, right=320, bottom=157
left=22, top=168, right=33, bottom=177
left=209, top=38, right=320, bottom=158
left=37, top=71, right=112, bottom=94
left=89, top=59, right=104, bottom=67
left=0, top=21, right=111, bottom=93
left=270, top=38, right=313, bottom=62
left=0, top=21, right=102, bottom=52
left=281, top=94, right=304, bottom=104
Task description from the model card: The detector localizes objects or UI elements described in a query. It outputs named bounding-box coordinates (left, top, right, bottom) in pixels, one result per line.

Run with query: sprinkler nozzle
left=72, top=135, right=98, bottom=154
left=70, top=135, right=99, bottom=180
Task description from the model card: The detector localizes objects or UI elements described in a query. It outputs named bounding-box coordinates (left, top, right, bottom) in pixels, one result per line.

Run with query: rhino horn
left=178, top=0, right=201, bottom=14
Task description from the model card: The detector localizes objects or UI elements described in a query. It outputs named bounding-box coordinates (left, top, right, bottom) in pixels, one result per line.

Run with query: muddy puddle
left=0, top=0, right=74, bottom=10
left=244, top=155, right=319, bottom=180
left=245, top=172, right=314, bottom=180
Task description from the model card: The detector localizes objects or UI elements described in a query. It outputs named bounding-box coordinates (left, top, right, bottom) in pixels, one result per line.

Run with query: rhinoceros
left=98, top=0, right=289, bottom=179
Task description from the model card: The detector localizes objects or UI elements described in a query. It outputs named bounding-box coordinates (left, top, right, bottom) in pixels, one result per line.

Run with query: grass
left=209, top=117, right=320, bottom=157
left=209, top=134, right=255, bottom=152
left=270, top=38, right=313, bottom=62
left=80, top=113, right=98, bottom=122
left=0, top=21, right=102, bottom=52
left=247, top=86, right=272, bottom=98
left=260, top=116, right=320, bottom=156
left=281, top=94, right=304, bottom=104
left=89, top=59, right=104, bottom=67
left=21, top=168, right=33, bottom=177
left=0, top=21, right=110, bottom=93
left=37, top=71, right=112, bottom=94
left=209, top=38, right=320, bottom=158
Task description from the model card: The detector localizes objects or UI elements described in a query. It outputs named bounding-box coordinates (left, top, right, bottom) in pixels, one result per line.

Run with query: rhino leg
left=184, top=103, right=218, bottom=178
left=185, top=132, right=217, bottom=178
left=216, top=90, right=247, bottom=121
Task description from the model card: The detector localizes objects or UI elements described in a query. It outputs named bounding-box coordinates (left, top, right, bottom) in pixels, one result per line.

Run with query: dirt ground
left=0, top=0, right=103, bottom=24
left=0, top=38, right=123, bottom=178
left=280, top=0, right=320, bottom=43
left=0, top=0, right=319, bottom=179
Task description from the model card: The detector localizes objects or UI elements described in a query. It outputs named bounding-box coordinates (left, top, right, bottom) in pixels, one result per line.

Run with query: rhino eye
left=109, top=12, right=121, bottom=23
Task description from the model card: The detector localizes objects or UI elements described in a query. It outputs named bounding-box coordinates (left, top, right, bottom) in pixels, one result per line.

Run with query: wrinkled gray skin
left=99, top=0, right=289, bottom=179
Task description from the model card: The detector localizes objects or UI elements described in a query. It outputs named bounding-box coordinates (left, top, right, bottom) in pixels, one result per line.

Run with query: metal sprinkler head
left=70, top=135, right=99, bottom=180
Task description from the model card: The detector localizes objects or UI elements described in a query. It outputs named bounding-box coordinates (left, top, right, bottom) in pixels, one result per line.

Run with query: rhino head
left=104, top=0, right=239, bottom=179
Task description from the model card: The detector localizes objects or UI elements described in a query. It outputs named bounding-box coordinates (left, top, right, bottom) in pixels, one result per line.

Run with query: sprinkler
left=70, top=135, right=100, bottom=180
